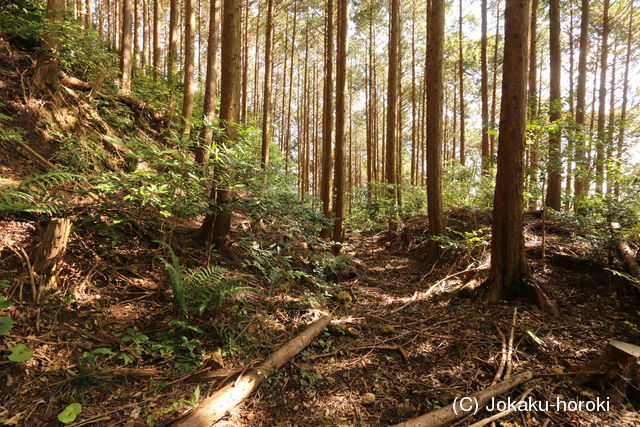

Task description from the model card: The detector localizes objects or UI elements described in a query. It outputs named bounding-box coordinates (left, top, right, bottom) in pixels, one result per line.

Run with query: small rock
left=361, top=392, right=376, bottom=405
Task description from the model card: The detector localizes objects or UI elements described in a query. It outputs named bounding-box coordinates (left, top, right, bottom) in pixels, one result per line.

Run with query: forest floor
left=2, top=39, right=640, bottom=426
left=2, top=207, right=640, bottom=426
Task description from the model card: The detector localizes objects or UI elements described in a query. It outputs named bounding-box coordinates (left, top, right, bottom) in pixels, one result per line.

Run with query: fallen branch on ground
left=172, top=315, right=331, bottom=427
left=616, top=240, right=640, bottom=284
left=391, top=371, right=533, bottom=427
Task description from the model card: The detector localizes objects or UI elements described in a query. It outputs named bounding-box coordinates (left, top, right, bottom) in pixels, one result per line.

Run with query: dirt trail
left=232, top=231, right=640, bottom=426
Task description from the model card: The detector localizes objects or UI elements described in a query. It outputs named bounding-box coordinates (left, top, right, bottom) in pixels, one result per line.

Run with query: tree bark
left=545, top=0, right=562, bottom=210
left=167, top=0, right=179, bottom=83
left=425, top=0, right=445, bottom=257
left=527, top=0, right=538, bottom=210
left=385, top=0, right=399, bottom=229
left=483, top=0, right=557, bottom=316
left=458, top=0, right=466, bottom=166
left=199, top=0, right=241, bottom=260
left=320, top=0, right=334, bottom=238
left=260, top=0, right=274, bottom=168
left=196, top=0, right=220, bottom=167
left=332, top=0, right=348, bottom=244
left=181, top=0, right=196, bottom=136
left=573, top=0, right=590, bottom=205
left=34, top=0, right=66, bottom=92
left=616, top=4, right=634, bottom=197
left=595, top=0, right=610, bottom=195
left=120, top=0, right=134, bottom=94
left=480, top=0, right=489, bottom=174
left=32, top=218, right=71, bottom=293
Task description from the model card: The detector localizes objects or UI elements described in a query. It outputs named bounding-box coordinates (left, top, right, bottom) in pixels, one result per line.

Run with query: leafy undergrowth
left=2, top=200, right=640, bottom=425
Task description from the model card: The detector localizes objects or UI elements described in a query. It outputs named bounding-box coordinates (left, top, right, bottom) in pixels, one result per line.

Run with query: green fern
left=0, top=171, right=81, bottom=215
left=158, top=242, right=250, bottom=316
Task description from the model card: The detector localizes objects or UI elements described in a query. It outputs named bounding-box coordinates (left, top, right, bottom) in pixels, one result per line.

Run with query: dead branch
left=172, top=316, right=331, bottom=427
left=467, top=388, right=533, bottom=427
left=616, top=240, right=640, bottom=283
left=391, top=371, right=533, bottom=427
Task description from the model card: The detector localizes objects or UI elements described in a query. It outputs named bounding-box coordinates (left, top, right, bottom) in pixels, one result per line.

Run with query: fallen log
left=575, top=339, right=640, bottom=405
left=616, top=240, right=640, bottom=284
left=172, top=315, right=331, bottom=427
left=391, top=371, right=533, bottom=427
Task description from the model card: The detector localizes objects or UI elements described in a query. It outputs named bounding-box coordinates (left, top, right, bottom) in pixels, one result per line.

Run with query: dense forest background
left=1, top=0, right=640, bottom=425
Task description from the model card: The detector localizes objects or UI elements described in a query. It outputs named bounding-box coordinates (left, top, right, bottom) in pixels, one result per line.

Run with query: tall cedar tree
left=320, top=0, right=334, bottom=238
left=196, top=0, right=220, bottom=166
left=386, top=0, right=399, bottom=227
left=152, top=0, right=160, bottom=80
left=199, top=0, right=242, bottom=261
left=484, top=0, right=558, bottom=316
left=333, top=0, right=348, bottom=243
left=480, top=0, right=489, bottom=173
left=545, top=0, right=562, bottom=209
left=458, top=0, right=466, bottom=165
left=167, top=0, right=179, bottom=83
left=120, top=0, right=133, bottom=94
left=574, top=0, right=589, bottom=204
left=34, top=0, right=65, bottom=91
left=181, top=0, right=196, bottom=136
left=261, top=0, right=275, bottom=168
left=426, top=0, right=445, bottom=256
left=595, top=0, right=610, bottom=195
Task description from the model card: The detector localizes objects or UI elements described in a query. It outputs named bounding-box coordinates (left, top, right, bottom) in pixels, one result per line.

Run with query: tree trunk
left=196, top=0, right=219, bottom=167
left=120, top=0, right=133, bottom=94
left=385, top=0, right=399, bottom=229
left=480, top=0, right=489, bottom=174
left=152, top=0, right=160, bottom=80
left=425, top=0, right=445, bottom=256
left=32, top=218, right=71, bottom=294
left=595, top=0, right=610, bottom=195
left=527, top=0, right=538, bottom=210
left=181, top=0, right=196, bottom=136
left=545, top=0, right=562, bottom=210
left=167, top=0, right=179, bottom=83
left=489, top=0, right=501, bottom=158
left=34, top=0, right=66, bottom=91
left=199, top=0, right=241, bottom=260
left=483, top=0, right=557, bottom=316
left=616, top=4, right=634, bottom=197
left=573, top=0, right=589, bottom=206
left=458, top=0, right=466, bottom=166
left=332, top=0, right=348, bottom=244
left=320, top=0, right=334, bottom=238
left=260, top=0, right=274, bottom=168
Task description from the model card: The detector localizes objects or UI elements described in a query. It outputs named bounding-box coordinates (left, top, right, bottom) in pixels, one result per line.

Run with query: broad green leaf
left=57, top=403, right=82, bottom=424
left=0, top=296, right=11, bottom=309
left=8, top=344, right=34, bottom=362
left=0, top=316, right=13, bottom=335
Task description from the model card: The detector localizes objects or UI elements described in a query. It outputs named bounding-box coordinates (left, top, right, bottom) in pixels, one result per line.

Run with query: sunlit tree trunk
left=34, top=0, right=65, bottom=91
left=320, top=0, right=334, bottom=237
left=199, top=0, right=241, bottom=261
left=181, top=0, right=196, bottom=136
left=480, top=0, right=489, bottom=174
left=595, top=0, right=610, bottom=195
left=260, top=0, right=274, bottom=168
left=484, top=0, right=556, bottom=316
left=458, top=0, right=466, bottom=166
left=426, top=0, right=445, bottom=257
left=332, top=0, right=348, bottom=244
left=196, top=0, right=219, bottom=167
left=573, top=0, right=589, bottom=205
left=120, top=0, right=133, bottom=94
left=527, top=0, right=538, bottom=210
left=545, top=0, right=562, bottom=210
left=616, top=3, right=634, bottom=197
left=385, top=0, right=399, bottom=229
left=167, top=0, right=179, bottom=83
